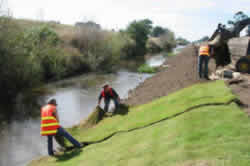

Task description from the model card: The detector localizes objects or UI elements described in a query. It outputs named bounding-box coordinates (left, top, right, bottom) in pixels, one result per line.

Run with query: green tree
left=126, top=19, right=153, bottom=56
left=147, top=29, right=176, bottom=53
left=176, top=37, right=190, bottom=45
left=159, top=31, right=176, bottom=52
left=152, top=26, right=169, bottom=37
left=0, top=17, right=43, bottom=105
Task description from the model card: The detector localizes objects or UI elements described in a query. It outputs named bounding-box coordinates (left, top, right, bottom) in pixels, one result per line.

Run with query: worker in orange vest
left=41, top=99, right=82, bottom=156
left=98, top=84, right=121, bottom=114
left=198, top=44, right=212, bottom=80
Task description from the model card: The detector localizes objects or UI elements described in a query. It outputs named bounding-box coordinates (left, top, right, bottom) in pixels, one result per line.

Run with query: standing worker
left=198, top=44, right=212, bottom=80
left=98, top=84, right=121, bottom=114
left=40, top=99, right=82, bottom=156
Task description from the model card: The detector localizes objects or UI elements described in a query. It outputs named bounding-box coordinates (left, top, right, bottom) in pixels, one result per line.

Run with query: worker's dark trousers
left=104, top=98, right=119, bottom=113
left=47, top=127, right=81, bottom=155
left=198, top=55, right=210, bottom=79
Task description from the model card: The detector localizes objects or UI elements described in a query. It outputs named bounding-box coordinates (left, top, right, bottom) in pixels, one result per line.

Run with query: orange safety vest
left=101, top=88, right=114, bottom=98
left=199, top=45, right=210, bottom=56
left=40, top=104, right=60, bottom=136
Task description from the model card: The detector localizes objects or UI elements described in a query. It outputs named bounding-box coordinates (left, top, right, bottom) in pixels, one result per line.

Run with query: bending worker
left=40, top=99, right=82, bottom=156
left=198, top=44, right=212, bottom=80
left=98, top=84, right=121, bottom=114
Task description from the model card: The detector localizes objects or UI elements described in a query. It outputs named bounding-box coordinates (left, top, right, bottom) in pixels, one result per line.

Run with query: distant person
left=98, top=84, right=121, bottom=114
left=40, top=99, right=82, bottom=156
left=198, top=44, right=212, bottom=80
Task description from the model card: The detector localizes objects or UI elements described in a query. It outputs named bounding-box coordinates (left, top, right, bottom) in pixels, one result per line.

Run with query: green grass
left=29, top=81, right=250, bottom=166
left=69, top=81, right=235, bottom=142
left=138, top=64, right=156, bottom=73
left=163, top=52, right=176, bottom=57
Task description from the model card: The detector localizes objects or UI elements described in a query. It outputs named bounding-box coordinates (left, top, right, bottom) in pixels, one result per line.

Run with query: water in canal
left=0, top=70, right=152, bottom=166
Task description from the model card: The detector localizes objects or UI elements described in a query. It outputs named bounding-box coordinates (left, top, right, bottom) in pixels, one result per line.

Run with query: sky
left=4, top=0, right=250, bottom=41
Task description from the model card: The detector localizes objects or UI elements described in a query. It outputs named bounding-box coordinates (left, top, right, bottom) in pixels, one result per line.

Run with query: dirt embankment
left=125, top=44, right=250, bottom=114
left=125, top=45, right=208, bottom=106
left=227, top=77, right=250, bottom=114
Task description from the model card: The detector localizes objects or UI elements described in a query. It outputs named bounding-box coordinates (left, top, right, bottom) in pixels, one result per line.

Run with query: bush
left=21, top=25, right=91, bottom=80
left=152, top=26, right=170, bottom=37
left=146, top=37, right=163, bottom=53
left=0, top=19, right=90, bottom=105
left=22, top=26, right=68, bottom=80
left=176, top=37, right=190, bottom=46
left=163, top=52, right=176, bottom=57
left=159, top=32, right=176, bottom=52
left=71, top=27, right=134, bottom=72
left=146, top=28, right=176, bottom=54
left=23, top=25, right=61, bottom=46
left=126, top=19, right=153, bottom=57
left=72, top=27, right=111, bottom=71
left=138, top=64, right=156, bottom=73
left=0, top=17, right=43, bottom=103
left=60, top=46, right=90, bottom=76
left=119, top=32, right=136, bottom=59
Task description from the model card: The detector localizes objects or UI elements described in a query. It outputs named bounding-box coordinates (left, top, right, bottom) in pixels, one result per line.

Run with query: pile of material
left=79, top=106, right=106, bottom=128
left=210, top=69, right=241, bottom=80
left=79, top=104, right=129, bottom=128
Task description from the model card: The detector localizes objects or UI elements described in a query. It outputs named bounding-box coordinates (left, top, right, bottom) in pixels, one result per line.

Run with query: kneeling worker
left=98, top=84, right=121, bottom=113
left=40, top=99, right=82, bottom=156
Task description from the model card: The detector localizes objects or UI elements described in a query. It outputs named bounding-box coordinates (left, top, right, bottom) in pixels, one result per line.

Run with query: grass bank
left=29, top=81, right=250, bottom=166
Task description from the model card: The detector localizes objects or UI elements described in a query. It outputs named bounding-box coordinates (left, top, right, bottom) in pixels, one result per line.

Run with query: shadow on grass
left=113, top=104, right=129, bottom=116
left=64, top=104, right=130, bottom=152
left=80, top=104, right=130, bottom=127
left=55, top=149, right=82, bottom=162
left=102, top=104, right=130, bottom=118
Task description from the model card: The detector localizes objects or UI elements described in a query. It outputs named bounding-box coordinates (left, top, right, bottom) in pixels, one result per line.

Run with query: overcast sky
left=5, top=0, right=250, bottom=41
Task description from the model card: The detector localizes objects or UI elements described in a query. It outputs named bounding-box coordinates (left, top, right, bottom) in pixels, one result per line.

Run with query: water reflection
left=146, top=55, right=166, bottom=67
left=173, top=45, right=185, bottom=54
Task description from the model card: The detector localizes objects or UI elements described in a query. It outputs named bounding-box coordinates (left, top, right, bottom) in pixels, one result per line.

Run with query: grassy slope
left=69, top=81, right=235, bottom=142
left=29, top=81, right=250, bottom=166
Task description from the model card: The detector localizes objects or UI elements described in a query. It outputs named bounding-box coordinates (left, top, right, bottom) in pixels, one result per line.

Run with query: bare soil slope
left=125, top=44, right=250, bottom=115
left=228, top=76, right=250, bottom=114
left=125, top=45, right=209, bottom=106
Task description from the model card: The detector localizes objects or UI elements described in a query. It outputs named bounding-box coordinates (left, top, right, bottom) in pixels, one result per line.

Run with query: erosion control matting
left=64, top=99, right=239, bottom=152
left=79, top=104, right=129, bottom=128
